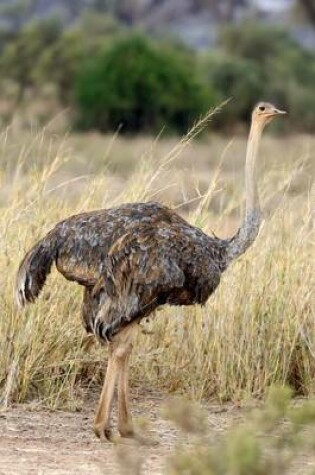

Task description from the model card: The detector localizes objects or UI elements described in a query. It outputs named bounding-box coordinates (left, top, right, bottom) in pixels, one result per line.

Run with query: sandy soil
left=0, top=390, right=242, bottom=475
left=2, top=392, right=315, bottom=475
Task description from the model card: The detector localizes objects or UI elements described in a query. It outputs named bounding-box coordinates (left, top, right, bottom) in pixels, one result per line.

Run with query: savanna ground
left=0, top=109, right=314, bottom=473
left=0, top=389, right=247, bottom=475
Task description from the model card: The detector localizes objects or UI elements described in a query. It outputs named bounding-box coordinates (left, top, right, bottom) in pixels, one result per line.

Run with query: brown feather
left=15, top=202, right=229, bottom=340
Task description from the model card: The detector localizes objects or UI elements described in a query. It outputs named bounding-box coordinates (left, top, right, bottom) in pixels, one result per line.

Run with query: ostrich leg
left=116, top=326, right=158, bottom=445
left=117, top=340, right=134, bottom=438
left=94, top=325, right=137, bottom=443
left=93, top=343, right=119, bottom=442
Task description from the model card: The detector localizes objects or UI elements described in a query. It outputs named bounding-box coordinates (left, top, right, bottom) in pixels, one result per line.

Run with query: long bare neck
left=226, top=118, right=264, bottom=263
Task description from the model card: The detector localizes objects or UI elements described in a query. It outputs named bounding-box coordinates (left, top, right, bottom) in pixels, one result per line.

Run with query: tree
left=219, top=23, right=297, bottom=66
left=0, top=19, right=62, bottom=99
left=34, top=29, right=86, bottom=104
left=216, top=22, right=315, bottom=131
left=34, top=14, right=121, bottom=104
left=75, top=35, right=215, bottom=133
left=202, top=53, right=265, bottom=124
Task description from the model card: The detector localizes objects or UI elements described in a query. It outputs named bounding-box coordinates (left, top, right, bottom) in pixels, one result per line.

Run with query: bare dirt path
left=0, top=390, right=240, bottom=475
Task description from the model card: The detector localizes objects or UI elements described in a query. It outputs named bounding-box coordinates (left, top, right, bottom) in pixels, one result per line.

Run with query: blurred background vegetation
left=0, top=0, right=314, bottom=133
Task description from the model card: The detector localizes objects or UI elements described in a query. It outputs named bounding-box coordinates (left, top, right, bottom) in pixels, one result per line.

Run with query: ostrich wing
left=90, top=224, right=186, bottom=339
left=105, top=224, right=185, bottom=302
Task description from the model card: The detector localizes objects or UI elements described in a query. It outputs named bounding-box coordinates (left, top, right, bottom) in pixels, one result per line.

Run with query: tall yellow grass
left=0, top=111, right=313, bottom=408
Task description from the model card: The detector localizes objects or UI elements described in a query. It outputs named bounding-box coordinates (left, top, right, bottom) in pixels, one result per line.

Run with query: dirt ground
left=2, top=389, right=315, bottom=475
left=0, top=389, right=243, bottom=475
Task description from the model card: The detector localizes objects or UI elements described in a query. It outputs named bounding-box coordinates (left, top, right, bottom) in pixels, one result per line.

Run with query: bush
left=34, top=30, right=87, bottom=104
left=217, top=23, right=315, bottom=131
left=219, top=23, right=297, bottom=67
left=33, top=14, right=123, bottom=105
left=166, top=387, right=315, bottom=475
left=265, top=48, right=315, bottom=131
left=202, top=53, right=266, bottom=125
left=75, top=34, right=215, bottom=134
left=0, top=19, right=62, bottom=97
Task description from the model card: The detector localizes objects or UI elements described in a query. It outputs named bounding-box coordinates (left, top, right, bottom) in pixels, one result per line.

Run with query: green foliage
left=217, top=23, right=315, bottom=131
left=166, top=387, right=315, bottom=475
left=219, top=23, right=297, bottom=66
left=202, top=54, right=265, bottom=124
left=0, top=12, right=121, bottom=104
left=0, top=16, right=315, bottom=132
left=34, top=30, right=87, bottom=104
left=225, top=427, right=265, bottom=475
left=0, top=18, right=62, bottom=96
left=75, top=34, right=215, bottom=133
left=0, top=27, right=15, bottom=53
left=266, top=47, right=315, bottom=132
left=33, top=14, right=122, bottom=105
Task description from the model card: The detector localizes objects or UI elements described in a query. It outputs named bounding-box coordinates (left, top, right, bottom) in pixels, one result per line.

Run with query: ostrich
left=15, top=102, right=286, bottom=443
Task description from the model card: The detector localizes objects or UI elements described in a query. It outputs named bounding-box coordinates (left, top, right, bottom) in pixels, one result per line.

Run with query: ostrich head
left=252, top=102, right=287, bottom=127
left=226, top=100, right=286, bottom=263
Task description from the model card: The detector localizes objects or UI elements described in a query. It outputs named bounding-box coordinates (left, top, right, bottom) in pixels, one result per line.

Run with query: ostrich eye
left=259, top=106, right=265, bottom=111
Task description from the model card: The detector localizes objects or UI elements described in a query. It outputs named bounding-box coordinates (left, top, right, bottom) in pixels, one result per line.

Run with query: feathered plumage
left=16, top=202, right=229, bottom=340
left=15, top=102, right=286, bottom=443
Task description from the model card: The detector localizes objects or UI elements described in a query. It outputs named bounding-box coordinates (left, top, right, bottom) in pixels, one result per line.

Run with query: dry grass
left=0, top=111, right=314, bottom=409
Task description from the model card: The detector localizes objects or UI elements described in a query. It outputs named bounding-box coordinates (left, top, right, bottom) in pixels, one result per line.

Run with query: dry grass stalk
left=0, top=109, right=313, bottom=408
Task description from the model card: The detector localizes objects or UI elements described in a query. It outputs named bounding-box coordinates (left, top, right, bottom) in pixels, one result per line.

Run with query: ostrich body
left=15, top=103, right=286, bottom=443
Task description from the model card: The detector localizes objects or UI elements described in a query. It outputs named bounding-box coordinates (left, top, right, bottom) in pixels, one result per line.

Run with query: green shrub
left=34, top=30, right=88, bottom=104
left=285, top=85, right=315, bottom=132
left=266, top=48, right=315, bottom=131
left=217, top=23, right=315, bottom=131
left=0, top=19, right=62, bottom=97
left=33, top=14, right=123, bottom=105
left=75, top=34, right=215, bottom=134
left=219, top=23, right=297, bottom=66
left=202, top=54, right=266, bottom=125
left=166, top=387, right=315, bottom=475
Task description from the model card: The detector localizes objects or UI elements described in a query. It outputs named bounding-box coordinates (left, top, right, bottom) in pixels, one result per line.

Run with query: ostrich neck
left=226, top=119, right=264, bottom=264
left=245, top=120, right=263, bottom=214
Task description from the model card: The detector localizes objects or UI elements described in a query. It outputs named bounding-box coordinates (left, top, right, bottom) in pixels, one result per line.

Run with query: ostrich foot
left=94, top=425, right=139, bottom=445
left=93, top=424, right=112, bottom=442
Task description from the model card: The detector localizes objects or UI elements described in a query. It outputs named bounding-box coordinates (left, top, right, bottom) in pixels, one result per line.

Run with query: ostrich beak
left=273, top=108, right=287, bottom=116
